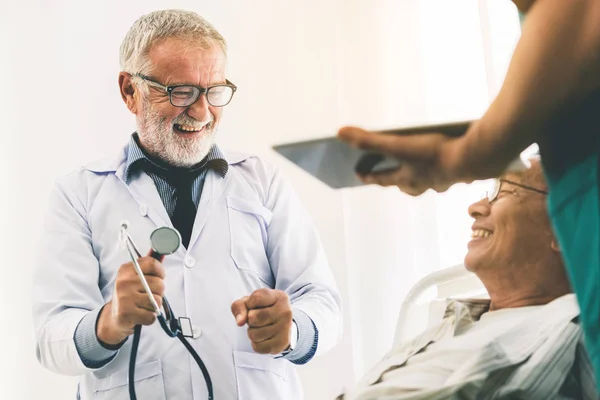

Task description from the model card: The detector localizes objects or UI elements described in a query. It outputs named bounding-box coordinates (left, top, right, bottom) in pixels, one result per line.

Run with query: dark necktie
left=170, top=172, right=197, bottom=249
left=140, top=159, right=207, bottom=248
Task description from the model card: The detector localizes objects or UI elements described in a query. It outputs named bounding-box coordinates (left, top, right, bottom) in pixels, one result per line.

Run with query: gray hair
left=119, top=9, right=227, bottom=75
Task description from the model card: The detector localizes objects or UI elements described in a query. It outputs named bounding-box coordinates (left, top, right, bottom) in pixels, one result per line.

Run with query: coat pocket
left=227, top=196, right=274, bottom=287
left=233, top=350, right=302, bottom=400
left=92, top=359, right=166, bottom=400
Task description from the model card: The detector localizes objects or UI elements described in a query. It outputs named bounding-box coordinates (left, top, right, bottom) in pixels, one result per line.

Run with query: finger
left=251, top=334, right=289, bottom=355
left=247, top=324, right=277, bottom=344
left=361, top=168, right=418, bottom=190
left=361, top=165, right=430, bottom=196
left=246, top=288, right=280, bottom=310
left=231, top=296, right=250, bottom=326
left=135, top=309, right=158, bottom=326
left=247, top=307, right=279, bottom=328
left=338, top=127, right=443, bottom=162
left=248, top=300, right=292, bottom=328
left=247, top=318, right=289, bottom=344
left=133, top=292, right=162, bottom=313
left=137, top=257, right=166, bottom=279
left=138, top=276, right=165, bottom=298
left=360, top=168, right=404, bottom=187
left=338, top=127, right=412, bottom=156
left=119, top=304, right=158, bottom=326
left=392, top=162, right=452, bottom=195
left=153, top=294, right=163, bottom=311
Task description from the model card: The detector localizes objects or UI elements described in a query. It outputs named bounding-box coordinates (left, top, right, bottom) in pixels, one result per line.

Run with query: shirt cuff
left=73, top=306, right=125, bottom=368
left=281, top=308, right=319, bottom=365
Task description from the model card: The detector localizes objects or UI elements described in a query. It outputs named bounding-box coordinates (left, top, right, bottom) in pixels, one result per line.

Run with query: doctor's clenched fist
left=231, top=288, right=293, bottom=354
left=96, top=252, right=166, bottom=346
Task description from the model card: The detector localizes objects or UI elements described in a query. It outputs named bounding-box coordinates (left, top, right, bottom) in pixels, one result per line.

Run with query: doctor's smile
left=33, top=9, right=341, bottom=400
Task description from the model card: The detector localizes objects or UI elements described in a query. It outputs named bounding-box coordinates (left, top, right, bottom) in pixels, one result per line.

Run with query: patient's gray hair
left=513, top=156, right=547, bottom=192
left=119, top=9, right=227, bottom=75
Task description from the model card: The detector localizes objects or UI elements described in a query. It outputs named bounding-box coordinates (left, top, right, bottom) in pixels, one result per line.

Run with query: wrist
left=281, top=320, right=298, bottom=356
left=444, top=121, right=518, bottom=182
left=440, top=137, right=477, bottom=184
left=96, top=302, right=129, bottom=346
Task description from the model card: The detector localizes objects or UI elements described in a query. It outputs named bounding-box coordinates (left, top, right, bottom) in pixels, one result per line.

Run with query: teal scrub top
left=519, top=9, right=600, bottom=392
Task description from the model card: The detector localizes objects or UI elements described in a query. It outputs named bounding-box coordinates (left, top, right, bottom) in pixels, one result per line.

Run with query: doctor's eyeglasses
left=134, top=73, right=237, bottom=107
left=484, top=178, right=548, bottom=203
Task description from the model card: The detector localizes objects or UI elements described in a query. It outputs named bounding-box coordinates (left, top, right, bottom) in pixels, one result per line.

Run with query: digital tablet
left=272, top=120, right=473, bottom=189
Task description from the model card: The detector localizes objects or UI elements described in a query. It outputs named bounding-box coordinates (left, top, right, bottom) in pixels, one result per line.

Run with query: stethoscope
left=119, top=221, right=214, bottom=400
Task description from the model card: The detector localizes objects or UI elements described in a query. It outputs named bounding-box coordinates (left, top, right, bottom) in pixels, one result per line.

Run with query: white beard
left=136, top=97, right=217, bottom=167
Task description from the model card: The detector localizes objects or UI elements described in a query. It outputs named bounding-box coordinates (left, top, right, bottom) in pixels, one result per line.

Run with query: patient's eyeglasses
left=134, top=73, right=237, bottom=107
left=485, top=178, right=548, bottom=203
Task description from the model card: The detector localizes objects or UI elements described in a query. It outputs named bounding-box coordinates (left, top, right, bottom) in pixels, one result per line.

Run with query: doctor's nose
left=186, top=94, right=211, bottom=123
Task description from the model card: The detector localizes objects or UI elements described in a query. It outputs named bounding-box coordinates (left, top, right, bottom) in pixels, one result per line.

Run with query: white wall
left=0, top=1, right=520, bottom=399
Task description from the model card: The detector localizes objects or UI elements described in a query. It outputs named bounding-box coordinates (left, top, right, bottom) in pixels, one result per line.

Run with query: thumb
left=338, top=126, right=442, bottom=162
left=231, top=296, right=250, bottom=326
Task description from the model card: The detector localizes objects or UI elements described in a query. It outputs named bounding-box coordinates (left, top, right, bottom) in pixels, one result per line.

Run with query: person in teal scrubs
left=338, top=0, right=600, bottom=390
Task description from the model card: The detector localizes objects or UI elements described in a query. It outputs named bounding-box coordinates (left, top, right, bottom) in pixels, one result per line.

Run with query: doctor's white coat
left=32, top=145, right=342, bottom=400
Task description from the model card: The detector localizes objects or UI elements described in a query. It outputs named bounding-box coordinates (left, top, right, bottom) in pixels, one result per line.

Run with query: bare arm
left=451, top=0, right=600, bottom=178
left=338, top=0, right=600, bottom=193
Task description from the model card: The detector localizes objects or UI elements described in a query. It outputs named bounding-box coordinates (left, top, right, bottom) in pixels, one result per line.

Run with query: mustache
left=172, top=114, right=214, bottom=129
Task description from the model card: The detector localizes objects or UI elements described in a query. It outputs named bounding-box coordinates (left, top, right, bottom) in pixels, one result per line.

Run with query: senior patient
left=339, top=159, right=596, bottom=400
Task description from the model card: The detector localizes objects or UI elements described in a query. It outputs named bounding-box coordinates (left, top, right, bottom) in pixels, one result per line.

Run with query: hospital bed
left=393, top=264, right=489, bottom=347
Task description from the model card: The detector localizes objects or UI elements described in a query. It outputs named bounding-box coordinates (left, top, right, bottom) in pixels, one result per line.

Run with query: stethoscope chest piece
left=120, top=224, right=213, bottom=400
left=150, top=226, right=181, bottom=256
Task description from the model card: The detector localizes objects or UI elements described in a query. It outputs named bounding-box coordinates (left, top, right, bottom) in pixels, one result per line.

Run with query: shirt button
left=139, top=204, right=148, bottom=217
left=184, top=256, right=196, bottom=268
left=192, top=326, right=202, bottom=339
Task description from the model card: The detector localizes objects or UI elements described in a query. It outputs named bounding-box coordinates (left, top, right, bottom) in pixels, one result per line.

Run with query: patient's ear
left=551, top=239, right=561, bottom=253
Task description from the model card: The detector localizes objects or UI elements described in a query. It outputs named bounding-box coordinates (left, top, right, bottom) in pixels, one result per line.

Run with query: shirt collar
left=443, top=298, right=491, bottom=322
left=442, top=298, right=491, bottom=336
left=124, top=133, right=229, bottom=184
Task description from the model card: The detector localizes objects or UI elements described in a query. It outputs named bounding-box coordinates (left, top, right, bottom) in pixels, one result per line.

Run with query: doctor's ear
left=118, top=72, right=139, bottom=114
left=551, top=239, right=561, bottom=253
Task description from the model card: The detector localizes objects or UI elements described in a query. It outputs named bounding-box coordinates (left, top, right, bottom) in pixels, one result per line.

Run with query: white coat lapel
left=188, top=169, right=232, bottom=249
left=115, top=162, right=172, bottom=229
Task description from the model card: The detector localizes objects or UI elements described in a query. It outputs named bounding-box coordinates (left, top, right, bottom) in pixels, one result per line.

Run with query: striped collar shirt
left=124, top=133, right=228, bottom=217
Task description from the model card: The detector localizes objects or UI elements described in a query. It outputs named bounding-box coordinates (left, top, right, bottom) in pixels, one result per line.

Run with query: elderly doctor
left=32, top=9, right=341, bottom=400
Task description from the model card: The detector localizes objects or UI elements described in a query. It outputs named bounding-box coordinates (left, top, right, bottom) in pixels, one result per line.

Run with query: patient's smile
left=471, top=229, right=493, bottom=239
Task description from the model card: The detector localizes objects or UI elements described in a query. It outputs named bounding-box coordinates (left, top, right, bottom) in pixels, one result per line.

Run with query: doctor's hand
left=338, top=126, right=493, bottom=196
left=231, top=288, right=293, bottom=354
left=97, top=252, right=166, bottom=346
